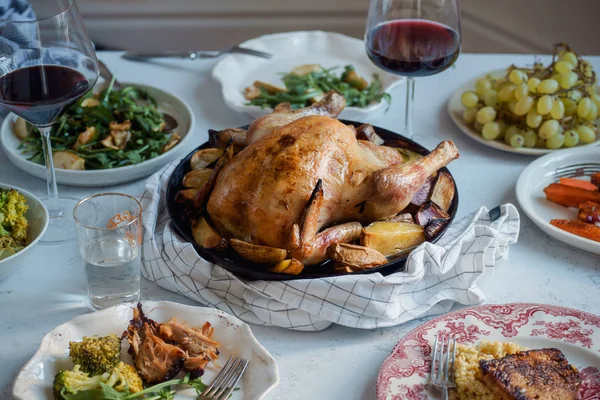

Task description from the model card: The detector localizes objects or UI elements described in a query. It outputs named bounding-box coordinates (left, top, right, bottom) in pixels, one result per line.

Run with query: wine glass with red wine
left=0, top=0, right=99, bottom=243
left=365, top=0, right=461, bottom=139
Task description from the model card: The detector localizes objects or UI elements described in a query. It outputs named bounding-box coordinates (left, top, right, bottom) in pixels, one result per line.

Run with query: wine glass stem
left=405, top=77, right=415, bottom=139
left=39, top=126, right=63, bottom=218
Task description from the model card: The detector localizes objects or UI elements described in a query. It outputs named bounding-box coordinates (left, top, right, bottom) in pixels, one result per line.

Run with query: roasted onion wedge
left=190, top=148, right=224, bottom=170
left=183, top=168, right=213, bottom=189
left=191, top=216, right=224, bottom=249
left=327, top=243, right=387, bottom=271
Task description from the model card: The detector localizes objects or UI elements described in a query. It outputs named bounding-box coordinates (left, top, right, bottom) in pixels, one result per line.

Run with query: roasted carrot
left=550, top=219, right=600, bottom=242
left=578, top=201, right=600, bottom=223
left=543, top=183, right=600, bottom=208
left=592, top=173, right=600, bottom=189
left=559, top=177, right=598, bottom=192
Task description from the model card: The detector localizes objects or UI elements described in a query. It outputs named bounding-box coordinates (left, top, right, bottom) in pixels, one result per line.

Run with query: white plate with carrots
left=516, top=147, right=600, bottom=254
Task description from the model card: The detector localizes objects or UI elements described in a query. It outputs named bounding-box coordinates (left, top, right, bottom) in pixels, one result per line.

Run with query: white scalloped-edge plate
left=448, top=68, right=600, bottom=155
left=13, top=301, right=279, bottom=400
left=212, top=30, right=404, bottom=120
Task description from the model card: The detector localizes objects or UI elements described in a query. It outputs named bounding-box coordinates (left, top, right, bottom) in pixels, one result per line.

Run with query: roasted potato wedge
left=360, top=222, right=425, bottom=256
left=176, top=188, right=198, bottom=203
left=355, top=124, right=384, bottom=145
left=191, top=216, right=224, bottom=249
left=190, top=148, right=224, bottom=170
left=381, top=213, right=414, bottom=223
left=415, top=201, right=449, bottom=227
left=271, top=258, right=305, bottom=275
left=327, top=243, right=387, bottom=270
left=183, top=168, right=213, bottom=189
left=290, top=64, right=322, bottom=76
left=254, top=80, right=287, bottom=94
left=53, top=151, right=85, bottom=170
left=430, top=171, right=455, bottom=212
left=230, top=238, right=287, bottom=264
left=13, top=117, right=31, bottom=140
left=208, top=128, right=247, bottom=152
left=193, top=141, right=234, bottom=209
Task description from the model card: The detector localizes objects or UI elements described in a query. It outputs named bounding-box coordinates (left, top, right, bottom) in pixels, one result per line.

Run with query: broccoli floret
left=0, top=189, right=28, bottom=241
left=69, top=334, right=121, bottom=375
left=107, top=362, right=144, bottom=393
left=53, top=365, right=105, bottom=399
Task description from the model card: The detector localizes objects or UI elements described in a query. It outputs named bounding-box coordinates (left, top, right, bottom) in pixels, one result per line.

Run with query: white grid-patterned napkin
left=141, top=162, right=520, bottom=331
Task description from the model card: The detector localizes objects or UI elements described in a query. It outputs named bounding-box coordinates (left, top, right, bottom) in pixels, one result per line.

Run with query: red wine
left=367, top=19, right=460, bottom=77
left=0, top=65, right=91, bottom=126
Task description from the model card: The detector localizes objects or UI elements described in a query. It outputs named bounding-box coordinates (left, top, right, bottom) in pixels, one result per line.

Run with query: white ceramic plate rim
left=0, top=183, right=48, bottom=266
left=515, top=145, right=600, bottom=253
left=13, top=301, right=279, bottom=400
left=0, top=82, right=195, bottom=183
left=448, top=68, right=600, bottom=155
left=212, top=30, right=404, bottom=117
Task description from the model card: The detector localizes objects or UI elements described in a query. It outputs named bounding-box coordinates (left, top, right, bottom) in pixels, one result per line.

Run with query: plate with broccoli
left=212, top=31, right=404, bottom=120
left=0, top=83, right=195, bottom=187
left=13, top=301, right=279, bottom=400
left=0, top=184, right=48, bottom=280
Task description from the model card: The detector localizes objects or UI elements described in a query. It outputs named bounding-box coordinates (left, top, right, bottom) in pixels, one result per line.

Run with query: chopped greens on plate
left=244, top=64, right=391, bottom=110
left=15, top=83, right=181, bottom=170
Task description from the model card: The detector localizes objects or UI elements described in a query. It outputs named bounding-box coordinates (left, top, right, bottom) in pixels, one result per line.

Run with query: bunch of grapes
left=460, top=44, right=598, bottom=149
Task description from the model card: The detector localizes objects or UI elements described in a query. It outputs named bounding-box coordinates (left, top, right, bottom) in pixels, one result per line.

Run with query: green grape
left=514, top=83, right=529, bottom=100
left=476, top=106, right=496, bottom=124
left=559, top=72, right=578, bottom=90
left=588, top=86, right=598, bottom=95
left=570, top=90, right=583, bottom=102
left=591, top=94, right=600, bottom=108
left=539, top=119, right=560, bottom=139
left=554, top=60, right=574, bottom=74
left=509, top=69, right=526, bottom=84
left=475, top=79, right=492, bottom=96
left=522, top=129, right=537, bottom=148
left=504, top=125, right=519, bottom=144
left=550, top=98, right=565, bottom=119
left=473, top=122, right=484, bottom=132
left=577, top=125, right=596, bottom=144
left=461, top=91, right=479, bottom=108
left=562, top=52, right=578, bottom=68
left=498, top=84, right=516, bottom=102
left=584, top=63, right=594, bottom=78
left=537, top=95, right=553, bottom=115
left=463, top=107, right=478, bottom=124
left=563, top=129, right=579, bottom=147
left=546, top=133, right=565, bottom=149
left=538, top=79, right=559, bottom=94
left=535, top=137, right=546, bottom=148
left=515, top=96, right=534, bottom=116
left=483, top=90, right=498, bottom=107
left=508, top=100, right=518, bottom=114
left=492, top=78, right=506, bottom=91
left=510, top=134, right=525, bottom=148
left=527, top=78, right=540, bottom=93
left=561, top=98, right=577, bottom=116
left=577, top=97, right=592, bottom=118
left=586, top=101, right=598, bottom=121
left=482, top=121, right=502, bottom=140
left=526, top=109, right=542, bottom=128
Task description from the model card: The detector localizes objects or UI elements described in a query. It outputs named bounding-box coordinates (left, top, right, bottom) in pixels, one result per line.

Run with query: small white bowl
left=0, top=83, right=195, bottom=187
left=0, top=183, right=48, bottom=280
left=212, top=30, right=404, bottom=120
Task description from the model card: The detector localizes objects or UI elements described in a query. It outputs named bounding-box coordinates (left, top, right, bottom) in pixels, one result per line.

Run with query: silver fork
left=122, top=45, right=272, bottom=62
left=197, top=356, right=249, bottom=400
left=430, top=332, right=456, bottom=400
left=554, top=163, right=600, bottom=179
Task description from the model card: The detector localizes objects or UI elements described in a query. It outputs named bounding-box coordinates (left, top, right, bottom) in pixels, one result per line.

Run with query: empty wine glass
left=0, top=0, right=99, bottom=243
left=365, top=0, right=462, bottom=139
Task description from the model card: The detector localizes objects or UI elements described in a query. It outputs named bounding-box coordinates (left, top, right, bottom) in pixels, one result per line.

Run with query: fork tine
left=437, top=332, right=445, bottom=381
left=450, top=336, right=457, bottom=381
left=212, top=358, right=243, bottom=399
left=215, top=358, right=249, bottom=399
left=202, top=357, right=237, bottom=398
left=231, top=45, right=273, bottom=59
left=443, top=335, right=451, bottom=381
left=430, top=331, right=440, bottom=381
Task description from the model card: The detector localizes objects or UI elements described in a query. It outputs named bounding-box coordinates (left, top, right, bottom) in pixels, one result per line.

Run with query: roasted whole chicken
left=198, top=92, right=459, bottom=266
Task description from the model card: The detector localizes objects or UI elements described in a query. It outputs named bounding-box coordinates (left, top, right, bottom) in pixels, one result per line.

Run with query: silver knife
left=122, top=46, right=272, bottom=61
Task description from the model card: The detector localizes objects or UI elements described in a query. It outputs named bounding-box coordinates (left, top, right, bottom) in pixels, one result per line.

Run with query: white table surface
left=1, top=52, right=599, bottom=399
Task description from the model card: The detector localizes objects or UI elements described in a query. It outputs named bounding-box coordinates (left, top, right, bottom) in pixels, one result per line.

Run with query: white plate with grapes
left=448, top=48, right=600, bottom=155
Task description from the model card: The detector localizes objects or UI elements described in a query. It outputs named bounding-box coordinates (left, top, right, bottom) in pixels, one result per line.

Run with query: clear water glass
left=73, top=193, right=142, bottom=309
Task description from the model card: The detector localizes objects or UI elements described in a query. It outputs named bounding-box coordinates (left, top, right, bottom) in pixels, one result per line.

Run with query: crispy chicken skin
left=207, top=114, right=458, bottom=264
left=478, top=348, right=582, bottom=400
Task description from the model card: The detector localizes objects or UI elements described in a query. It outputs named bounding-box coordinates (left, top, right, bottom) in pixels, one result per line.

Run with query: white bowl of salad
left=0, top=183, right=48, bottom=280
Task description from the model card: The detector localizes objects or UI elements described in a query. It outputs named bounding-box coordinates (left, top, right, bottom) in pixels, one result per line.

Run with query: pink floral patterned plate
left=376, top=303, right=600, bottom=400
